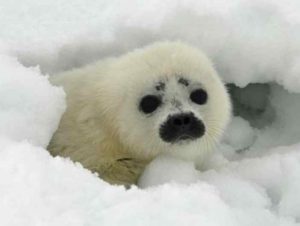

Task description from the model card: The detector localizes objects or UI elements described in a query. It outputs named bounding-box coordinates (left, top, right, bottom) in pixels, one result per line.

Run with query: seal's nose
left=171, top=114, right=192, bottom=130
left=159, top=112, right=205, bottom=143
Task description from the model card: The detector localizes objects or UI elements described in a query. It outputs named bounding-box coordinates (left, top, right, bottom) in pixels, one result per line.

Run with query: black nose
left=159, top=112, right=205, bottom=143
left=171, top=114, right=192, bottom=129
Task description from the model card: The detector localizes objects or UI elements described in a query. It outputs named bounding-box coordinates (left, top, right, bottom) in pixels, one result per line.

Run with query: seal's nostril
left=183, top=116, right=190, bottom=125
left=172, top=115, right=191, bottom=127
left=173, top=118, right=182, bottom=126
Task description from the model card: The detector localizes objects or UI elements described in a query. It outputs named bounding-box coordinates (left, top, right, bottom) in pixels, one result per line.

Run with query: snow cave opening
left=227, top=83, right=276, bottom=129
left=224, top=82, right=300, bottom=154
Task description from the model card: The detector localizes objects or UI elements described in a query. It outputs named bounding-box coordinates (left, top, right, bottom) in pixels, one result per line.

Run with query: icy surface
left=1, top=0, right=300, bottom=225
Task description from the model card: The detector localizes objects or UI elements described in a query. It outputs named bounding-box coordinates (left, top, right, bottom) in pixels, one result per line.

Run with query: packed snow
left=1, top=0, right=300, bottom=225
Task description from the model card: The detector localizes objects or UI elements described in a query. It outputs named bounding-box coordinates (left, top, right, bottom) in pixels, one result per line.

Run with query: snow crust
left=1, top=0, right=300, bottom=225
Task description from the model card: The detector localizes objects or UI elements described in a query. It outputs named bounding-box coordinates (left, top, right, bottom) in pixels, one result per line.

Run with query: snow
left=222, top=117, right=256, bottom=155
left=0, top=51, right=65, bottom=147
left=1, top=0, right=300, bottom=225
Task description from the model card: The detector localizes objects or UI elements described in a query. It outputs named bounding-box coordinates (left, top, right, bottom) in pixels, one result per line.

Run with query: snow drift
left=1, top=0, right=300, bottom=225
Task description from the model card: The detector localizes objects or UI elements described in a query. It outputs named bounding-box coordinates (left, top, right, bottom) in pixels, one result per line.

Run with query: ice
left=1, top=0, right=300, bottom=225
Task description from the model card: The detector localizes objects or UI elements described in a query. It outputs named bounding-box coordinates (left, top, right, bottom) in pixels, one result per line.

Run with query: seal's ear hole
left=227, top=83, right=275, bottom=129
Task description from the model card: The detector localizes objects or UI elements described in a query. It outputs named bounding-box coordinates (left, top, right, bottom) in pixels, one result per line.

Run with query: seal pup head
left=101, top=41, right=231, bottom=161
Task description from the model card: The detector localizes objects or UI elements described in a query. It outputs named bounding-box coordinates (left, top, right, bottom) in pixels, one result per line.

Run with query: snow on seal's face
left=109, top=42, right=231, bottom=161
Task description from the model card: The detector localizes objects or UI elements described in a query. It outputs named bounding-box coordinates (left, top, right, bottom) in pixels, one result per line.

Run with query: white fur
left=48, top=41, right=231, bottom=185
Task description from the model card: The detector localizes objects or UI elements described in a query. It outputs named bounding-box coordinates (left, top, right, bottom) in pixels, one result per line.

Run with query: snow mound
left=2, top=139, right=300, bottom=226
left=1, top=0, right=300, bottom=225
left=0, top=51, right=65, bottom=147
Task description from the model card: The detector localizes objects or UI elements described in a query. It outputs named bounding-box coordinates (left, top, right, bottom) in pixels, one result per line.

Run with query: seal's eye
left=139, top=95, right=161, bottom=114
left=190, top=89, right=208, bottom=105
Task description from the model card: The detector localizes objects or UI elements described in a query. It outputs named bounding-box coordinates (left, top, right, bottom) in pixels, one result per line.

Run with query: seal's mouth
left=176, top=134, right=194, bottom=141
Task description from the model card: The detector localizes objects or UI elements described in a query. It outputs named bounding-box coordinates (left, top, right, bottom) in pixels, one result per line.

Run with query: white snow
left=0, top=51, right=65, bottom=147
left=1, top=0, right=300, bottom=225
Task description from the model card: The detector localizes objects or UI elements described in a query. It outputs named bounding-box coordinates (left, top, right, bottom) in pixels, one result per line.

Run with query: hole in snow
left=227, top=83, right=276, bottom=129
left=222, top=82, right=300, bottom=159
